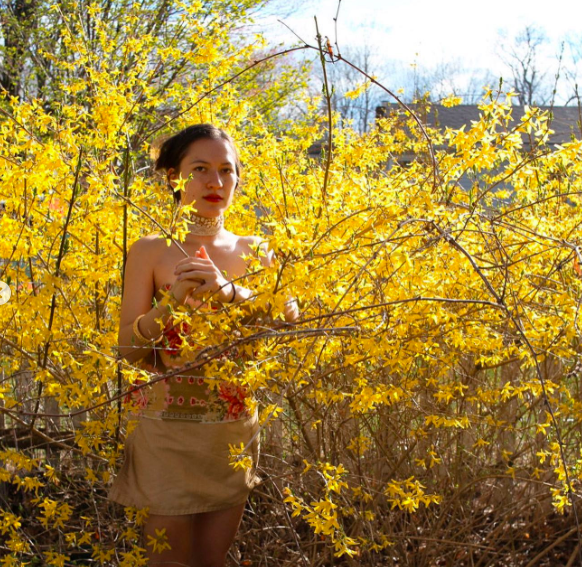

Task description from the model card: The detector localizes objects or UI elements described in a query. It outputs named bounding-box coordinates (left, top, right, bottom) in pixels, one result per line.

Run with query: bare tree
left=562, top=34, right=582, bottom=105
left=498, top=25, right=552, bottom=105
left=401, top=57, right=497, bottom=104
left=315, top=44, right=389, bottom=134
left=0, top=0, right=38, bottom=97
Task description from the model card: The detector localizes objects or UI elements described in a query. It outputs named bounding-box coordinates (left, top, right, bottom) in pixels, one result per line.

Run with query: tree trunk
left=0, top=0, right=38, bottom=98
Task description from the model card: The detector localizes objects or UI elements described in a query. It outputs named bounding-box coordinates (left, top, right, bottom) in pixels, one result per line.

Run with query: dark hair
left=154, top=123, right=242, bottom=205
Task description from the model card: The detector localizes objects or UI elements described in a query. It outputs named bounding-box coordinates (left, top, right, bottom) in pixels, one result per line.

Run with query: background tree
left=0, top=0, right=39, bottom=97
left=0, top=0, right=287, bottom=103
left=401, top=56, right=497, bottom=103
left=312, top=44, right=389, bottom=133
left=498, top=24, right=554, bottom=105
left=562, top=33, right=582, bottom=105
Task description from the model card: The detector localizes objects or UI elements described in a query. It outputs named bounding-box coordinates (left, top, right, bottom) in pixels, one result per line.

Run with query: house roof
left=376, top=103, right=582, bottom=147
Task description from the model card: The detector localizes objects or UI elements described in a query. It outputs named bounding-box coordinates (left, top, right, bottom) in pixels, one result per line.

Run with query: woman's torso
left=131, top=231, right=260, bottom=422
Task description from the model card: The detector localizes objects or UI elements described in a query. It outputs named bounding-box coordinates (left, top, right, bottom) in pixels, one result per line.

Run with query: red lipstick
left=203, top=194, right=223, bottom=202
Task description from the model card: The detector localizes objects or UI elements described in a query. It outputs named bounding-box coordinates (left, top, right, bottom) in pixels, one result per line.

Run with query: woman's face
left=168, top=137, right=238, bottom=217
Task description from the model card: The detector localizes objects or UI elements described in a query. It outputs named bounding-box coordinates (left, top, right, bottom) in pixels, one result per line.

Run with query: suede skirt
left=107, top=412, right=260, bottom=515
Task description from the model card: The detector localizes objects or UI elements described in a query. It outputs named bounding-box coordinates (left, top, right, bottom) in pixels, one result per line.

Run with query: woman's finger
left=174, top=259, right=214, bottom=275
left=170, top=278, right=202, bottom=305
left=175, top=258, right=213, bottom=269
left=188, top=282, right=213, bottom=297
left=187, top=281, right=229, bottom=300
left=176, top=270, right=213, bottom=284
left=198, top=245, right=210, bottom=260
left=175, top=255, right=197, bottom=267
left=173, top=254, right=212, bottom=270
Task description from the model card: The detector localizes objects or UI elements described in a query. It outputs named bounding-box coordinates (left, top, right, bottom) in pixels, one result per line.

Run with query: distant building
left=374, top=103, right=582, bottom=195
left=376, top=102, right=581, bottom=166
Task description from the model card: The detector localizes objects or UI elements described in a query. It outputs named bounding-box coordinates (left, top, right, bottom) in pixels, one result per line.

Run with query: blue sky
left=259, top=0, right=581, bottom=103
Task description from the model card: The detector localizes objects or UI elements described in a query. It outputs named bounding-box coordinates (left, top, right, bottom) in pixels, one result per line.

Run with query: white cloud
left=263, top=0, right=579, bottom=69
left=258, top=0, right=581, bottom=103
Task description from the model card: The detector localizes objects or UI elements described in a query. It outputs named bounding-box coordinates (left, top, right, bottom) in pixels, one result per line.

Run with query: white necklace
left=183, top=212, right=224, bottom=236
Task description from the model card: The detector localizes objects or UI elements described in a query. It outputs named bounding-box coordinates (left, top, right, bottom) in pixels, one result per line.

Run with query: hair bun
left=149, top=145, right=161, bottom=162
left=150, top=134, right=170, bottom=166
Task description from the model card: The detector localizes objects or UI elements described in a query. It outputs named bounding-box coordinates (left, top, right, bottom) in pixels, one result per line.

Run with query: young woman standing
left=108, top=124, right=297, bottom=566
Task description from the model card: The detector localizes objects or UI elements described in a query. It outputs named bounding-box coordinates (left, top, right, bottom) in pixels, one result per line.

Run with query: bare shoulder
left=128, top=233, right=165, bottom=260
left=125, top=233, right=168, bottom=282
left=237, top=235, right=274, bottom=268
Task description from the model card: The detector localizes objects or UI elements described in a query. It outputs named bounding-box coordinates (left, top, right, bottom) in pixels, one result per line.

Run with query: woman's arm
left=283, top=297, right=299, bottom=322
left=117, top=238, right=175, bottom=363
left=252, top=238, right=299, bottom=323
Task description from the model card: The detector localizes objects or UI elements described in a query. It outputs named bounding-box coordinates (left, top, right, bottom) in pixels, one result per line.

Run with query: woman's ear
left=167, top=168, right=177, bottom=189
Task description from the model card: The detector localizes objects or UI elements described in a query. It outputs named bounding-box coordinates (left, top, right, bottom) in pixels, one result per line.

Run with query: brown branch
left=30, top=150, right=83, bottom=432
left=314, top=17, right=332, bottom=212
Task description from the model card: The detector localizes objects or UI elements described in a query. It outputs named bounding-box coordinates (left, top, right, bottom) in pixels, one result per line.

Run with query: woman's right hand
left=167, top=248, right=207, bottom=308
left=168, top=269, right=203, bottom=309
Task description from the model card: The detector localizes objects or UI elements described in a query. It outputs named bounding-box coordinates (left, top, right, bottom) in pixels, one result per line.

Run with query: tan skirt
left=107, top=412, right=261, bottom=515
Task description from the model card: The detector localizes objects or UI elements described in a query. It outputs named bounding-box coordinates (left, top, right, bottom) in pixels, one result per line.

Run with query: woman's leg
left=190, top=502, right=247, bottom=567
left=143, top=514, right=194, bottom=566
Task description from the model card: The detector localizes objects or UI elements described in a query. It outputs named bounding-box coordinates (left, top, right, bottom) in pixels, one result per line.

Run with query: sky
left=258, top=0, right=581, bottom=103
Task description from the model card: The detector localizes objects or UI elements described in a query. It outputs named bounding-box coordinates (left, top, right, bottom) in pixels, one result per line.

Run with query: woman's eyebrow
left=189, top=159, right=234, bottom=166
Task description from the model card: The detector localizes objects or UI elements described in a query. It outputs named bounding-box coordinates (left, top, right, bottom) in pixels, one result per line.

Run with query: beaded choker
left=183, top=212, right=224, bottom=236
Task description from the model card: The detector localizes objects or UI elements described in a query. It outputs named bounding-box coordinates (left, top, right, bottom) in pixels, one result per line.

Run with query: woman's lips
left=203, top=195, right=223, bottom=202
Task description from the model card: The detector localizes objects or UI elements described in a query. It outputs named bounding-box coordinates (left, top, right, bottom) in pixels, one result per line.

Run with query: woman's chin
left=184, top=203, right=225, bottom=218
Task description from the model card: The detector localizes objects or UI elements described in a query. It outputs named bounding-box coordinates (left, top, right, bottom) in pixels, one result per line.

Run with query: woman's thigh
left=143, top=513, right=195, bottom=566
left=190, top=502, right=247, bottom=567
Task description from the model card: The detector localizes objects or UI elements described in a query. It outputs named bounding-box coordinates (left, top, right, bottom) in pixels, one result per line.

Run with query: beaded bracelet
left=133, top=313, right=163, bottom=345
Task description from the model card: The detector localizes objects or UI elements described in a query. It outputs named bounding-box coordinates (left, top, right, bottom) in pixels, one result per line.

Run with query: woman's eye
left=194, top=166, right=206, bottom=172
left=222, top=168, right=233, bottom=174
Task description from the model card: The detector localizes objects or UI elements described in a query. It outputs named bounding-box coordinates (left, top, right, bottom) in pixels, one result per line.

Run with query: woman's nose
left=206, top=169, right=223, bottom=188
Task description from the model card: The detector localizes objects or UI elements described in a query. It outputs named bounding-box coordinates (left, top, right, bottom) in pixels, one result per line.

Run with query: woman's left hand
left=174, top=245, right=234, bottom=303
left=284, top=297, right=299, bottom=322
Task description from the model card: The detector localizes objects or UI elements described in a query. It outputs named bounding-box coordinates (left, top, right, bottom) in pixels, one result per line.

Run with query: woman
left=108, top=124, right=298, bottom=566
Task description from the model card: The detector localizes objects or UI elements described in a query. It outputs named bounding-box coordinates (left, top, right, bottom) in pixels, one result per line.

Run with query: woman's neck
left=183, top=211, right=224, bottom=236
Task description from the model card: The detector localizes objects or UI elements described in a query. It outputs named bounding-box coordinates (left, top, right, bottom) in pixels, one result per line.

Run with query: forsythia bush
left=1, top=2, right=582, bottom=564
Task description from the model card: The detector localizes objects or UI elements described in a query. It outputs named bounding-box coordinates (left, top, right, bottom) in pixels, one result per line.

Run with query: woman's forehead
left=181, top=137, right=236, bottom=165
